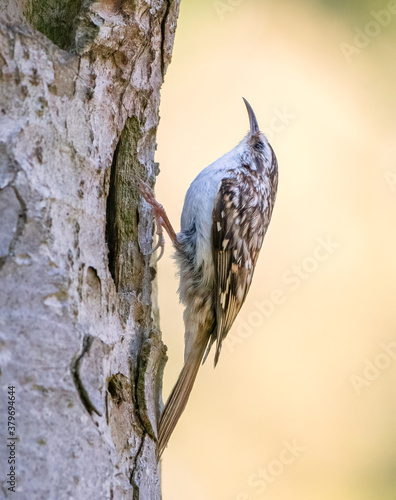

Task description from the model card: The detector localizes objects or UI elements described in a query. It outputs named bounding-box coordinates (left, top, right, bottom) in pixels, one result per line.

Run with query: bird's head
left=242, top=97, right=267, bottom=148
left=241, top=98, right=273, bottom=172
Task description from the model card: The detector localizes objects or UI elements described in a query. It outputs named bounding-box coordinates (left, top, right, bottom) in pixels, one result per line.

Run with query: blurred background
left=155, top=0, right=396, bottom=498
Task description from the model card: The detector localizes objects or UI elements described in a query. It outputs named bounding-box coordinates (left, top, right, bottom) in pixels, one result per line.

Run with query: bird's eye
left=254, top=141, right=264, bottom=151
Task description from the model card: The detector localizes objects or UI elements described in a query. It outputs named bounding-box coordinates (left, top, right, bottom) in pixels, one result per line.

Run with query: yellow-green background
left=156, top=1, right=396, bottom=498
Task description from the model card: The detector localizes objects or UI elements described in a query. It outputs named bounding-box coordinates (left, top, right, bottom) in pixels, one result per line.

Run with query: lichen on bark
left=24, top=0, right=87, bottom=50
left=106, top=115, right=153, bottom=324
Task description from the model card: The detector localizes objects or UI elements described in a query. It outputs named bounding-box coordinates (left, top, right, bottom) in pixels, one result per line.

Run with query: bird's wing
left=211, top=176, right=266, bottom=365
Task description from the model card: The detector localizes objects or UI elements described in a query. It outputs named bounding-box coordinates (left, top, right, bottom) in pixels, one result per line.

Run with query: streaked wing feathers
left=211, top=176, right=265, bottom=365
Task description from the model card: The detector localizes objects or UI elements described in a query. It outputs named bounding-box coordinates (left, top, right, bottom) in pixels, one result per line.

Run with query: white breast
left=179, top=141, right=248, bottom=285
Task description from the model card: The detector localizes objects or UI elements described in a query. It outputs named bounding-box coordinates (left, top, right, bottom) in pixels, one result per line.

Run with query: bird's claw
left=137, top=178, right=166, bottom=261
left=149, top=227, right=165, bottom=262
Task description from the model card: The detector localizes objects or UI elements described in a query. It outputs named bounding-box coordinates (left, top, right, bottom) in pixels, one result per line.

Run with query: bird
left=138, top=98, right=278, bottom=459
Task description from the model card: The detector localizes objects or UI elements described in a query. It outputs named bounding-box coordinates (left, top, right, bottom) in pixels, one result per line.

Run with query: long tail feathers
left=157, top=338, right=208, bottom=460
left=202, top=335, right=216, bottom=365
left=214, top=338, right=223, bottom=367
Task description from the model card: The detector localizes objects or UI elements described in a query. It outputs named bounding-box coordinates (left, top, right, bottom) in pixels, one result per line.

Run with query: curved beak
left=242, top=97, right=260, bottom=136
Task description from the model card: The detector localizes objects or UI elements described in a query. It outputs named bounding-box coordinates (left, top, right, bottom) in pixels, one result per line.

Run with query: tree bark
left=0, top=1, right=180, bottom=498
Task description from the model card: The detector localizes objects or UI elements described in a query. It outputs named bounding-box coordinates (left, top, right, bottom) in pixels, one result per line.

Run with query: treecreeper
left=139, top=98, right=279, bottom=459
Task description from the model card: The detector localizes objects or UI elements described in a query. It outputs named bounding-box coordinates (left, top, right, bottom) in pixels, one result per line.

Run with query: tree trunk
left=0, top=1, right=180, bottom=498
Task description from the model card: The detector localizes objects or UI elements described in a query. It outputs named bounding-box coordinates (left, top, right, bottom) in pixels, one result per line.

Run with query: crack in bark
left=0, top=185, right=27, bottom=271
left=11, top=186, right=27, bottom=249
left=70, top=335, right=102, bottom=416
left=104, top=116, right=148, bottom=324
left=130, top=350, right=150, bottom=437
left=105, top=139, right=119, bottom=286
left=105, top=383, right=109, bottom=425
left=160, top=0, right=171, bottom=79
left=130, top=433, right=146, bottom=500
left=0, top=257, right=6, bottom=270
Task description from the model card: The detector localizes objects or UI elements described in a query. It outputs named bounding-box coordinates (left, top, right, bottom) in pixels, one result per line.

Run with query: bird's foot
left=137, top=179, right=178, bottom=259
left=138, top=179, right=159, bottom=209
left=151, top=217, right=166, bottom=261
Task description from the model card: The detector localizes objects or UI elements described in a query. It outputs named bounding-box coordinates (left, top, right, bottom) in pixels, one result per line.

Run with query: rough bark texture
left=0, top=1, right=180, bottom=498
